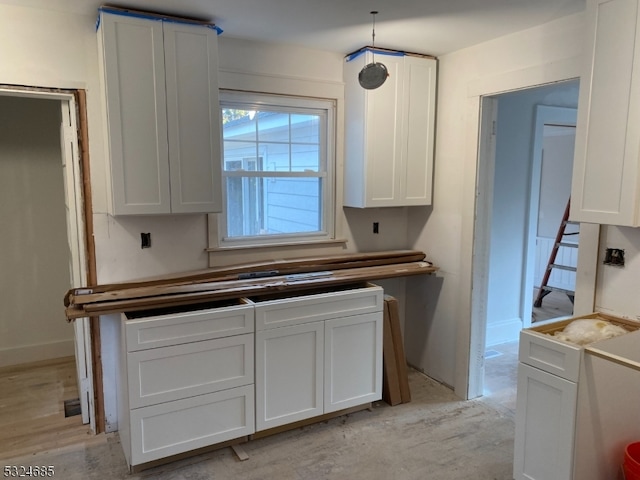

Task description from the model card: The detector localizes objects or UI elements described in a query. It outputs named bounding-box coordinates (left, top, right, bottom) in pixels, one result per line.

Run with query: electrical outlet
left=373, top=222, right=379, bottom=234
left=141, top=232, right=151, bottom=249
left=604, top=248, right=624, bottom=266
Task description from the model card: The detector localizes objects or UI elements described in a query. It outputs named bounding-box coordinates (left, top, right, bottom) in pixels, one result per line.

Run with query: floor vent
left=64, top=398, right=81, bottom=418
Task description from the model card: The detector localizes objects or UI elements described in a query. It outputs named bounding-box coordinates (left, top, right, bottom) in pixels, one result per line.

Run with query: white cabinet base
left=513, top=363, right=577, bottom=480
left=253, top=284, right=384, bottom=432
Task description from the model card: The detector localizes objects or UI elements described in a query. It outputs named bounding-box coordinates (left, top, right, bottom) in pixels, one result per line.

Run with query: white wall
left=0, top=96, right=75, bottom=366
left=596, top=226, right=640, bottom=320
left=406, top=13, right=586, bottom=394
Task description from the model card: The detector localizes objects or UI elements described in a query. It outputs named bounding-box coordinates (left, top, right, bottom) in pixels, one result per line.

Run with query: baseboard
left=485, top=317, right=521, bottom=347
left=0, top=339, right=75, bottom=367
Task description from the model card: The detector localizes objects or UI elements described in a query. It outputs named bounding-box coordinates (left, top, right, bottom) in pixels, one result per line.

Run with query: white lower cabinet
left=515, top=321, right=582, bottom=480
left=253, top=284, right=384, bottom=433
left=514, top=315, right=640, bottom=480
left=513, top=363, right=577, bottom=480
left=118, top=300, right=255, bottom=469
left=118, top=284, right=384, bottom=468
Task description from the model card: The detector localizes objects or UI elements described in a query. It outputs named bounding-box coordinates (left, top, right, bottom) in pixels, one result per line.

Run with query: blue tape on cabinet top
left=345, top=48, right=406, bottom=62
left=96, top=6, right=223, bottom=34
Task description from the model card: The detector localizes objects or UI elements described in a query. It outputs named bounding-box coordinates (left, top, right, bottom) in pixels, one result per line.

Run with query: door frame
left=0, top=85, right=97, bottom=429
left=465, top=73, right=599, bottom=400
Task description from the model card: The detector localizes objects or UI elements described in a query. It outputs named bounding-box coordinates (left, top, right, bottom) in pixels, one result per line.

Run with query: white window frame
left=213, top=90, right=336, bottom=249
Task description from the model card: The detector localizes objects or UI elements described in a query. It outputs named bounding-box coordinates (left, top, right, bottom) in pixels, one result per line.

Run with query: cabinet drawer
left=519, top=329, right=581, bottom=381
left=130, top=385, right=254, bottom=465
left=128, top=334, right=254, bottom=409
left=252, top=284, right=383, bottom=330
left=123, top=300, right=254, bottom=351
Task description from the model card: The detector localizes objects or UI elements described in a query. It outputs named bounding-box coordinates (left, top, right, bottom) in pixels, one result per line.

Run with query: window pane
left=291, top=114, right=319, bottom=144
left=223, top=141, right=258, bottom=170
left=260, top=143, right=289, bottom=172
left=225, top=176, right=322, bottom=238
left=291, top=144, right=319, bottom=172
left=222, top=109, right=256, bottom=141
left=258, top=111, right=290, bottom=142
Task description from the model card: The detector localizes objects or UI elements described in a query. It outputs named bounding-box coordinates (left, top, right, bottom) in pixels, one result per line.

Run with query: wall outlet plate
left=604, top=248, right=624, bottom=266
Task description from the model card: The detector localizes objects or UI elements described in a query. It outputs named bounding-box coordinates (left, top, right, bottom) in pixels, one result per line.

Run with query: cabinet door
left=99, top=12, right=171, bottom=215
left=363, top=53, right=405, bottom=207
left=401, top=56, right=436, bottom=206
left=164, top=22, right=222, bottom=214
left=255, top=322, right=324, bottom=431
left=324, top=312, right=382, bottom=413
left=513, top=363, right=577, bottom=480
left=571, top=0, right=640, bottom=225
left=343, top=51, right=404, bottom=207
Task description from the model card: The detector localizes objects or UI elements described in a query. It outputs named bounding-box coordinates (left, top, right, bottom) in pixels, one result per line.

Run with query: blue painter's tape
left=345, top=47, right=405, bottom=62
left=97, top=6, right=222, bottom=34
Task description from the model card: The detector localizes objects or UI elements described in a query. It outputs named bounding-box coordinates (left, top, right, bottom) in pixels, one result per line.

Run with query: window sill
left=206, top=237, right=348, bottom=252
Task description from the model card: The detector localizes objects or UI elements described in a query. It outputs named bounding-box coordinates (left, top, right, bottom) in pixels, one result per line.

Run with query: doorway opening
left=475, top=80, right=583, bottom=409
left=0, top=87, right=96, bottom=452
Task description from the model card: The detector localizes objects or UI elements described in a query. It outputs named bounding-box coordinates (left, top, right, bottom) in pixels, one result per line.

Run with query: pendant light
left=358, top=11, right=388, bottom=90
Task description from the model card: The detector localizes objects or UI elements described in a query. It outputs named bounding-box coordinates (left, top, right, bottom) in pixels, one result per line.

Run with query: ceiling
left=3, top=0, right=585, bottom=56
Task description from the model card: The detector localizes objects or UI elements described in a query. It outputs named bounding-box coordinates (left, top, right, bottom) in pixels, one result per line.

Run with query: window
left=217, top=91, right=335, bottom=247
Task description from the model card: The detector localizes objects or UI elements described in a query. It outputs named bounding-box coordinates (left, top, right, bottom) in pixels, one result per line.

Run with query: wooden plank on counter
left=65, top=261, right=437, bottom=319
left=64, top=250, right=426, bottom=306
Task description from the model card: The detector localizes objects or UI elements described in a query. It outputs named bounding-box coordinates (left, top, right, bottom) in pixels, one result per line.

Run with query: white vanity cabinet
left=98, top=8, right=222, bottom=215
left=343, top=48, right=437, bottom=208
left=514, top=314, right=640, bottom=480
left=571, top=0, right=640, bottom=225
left=251, top=284, right=384, bottom=432
left=118, top=300, right=255, bottom=468
left=514, top=326, right=581, bottom=480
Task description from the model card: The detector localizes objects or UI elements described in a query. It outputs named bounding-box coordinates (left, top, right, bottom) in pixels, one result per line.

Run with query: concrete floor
left=2, top=355, right=518, bottom=480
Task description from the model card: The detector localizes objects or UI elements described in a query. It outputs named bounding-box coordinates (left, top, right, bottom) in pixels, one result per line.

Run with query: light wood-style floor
left=0, top=356, right=94, bottom=459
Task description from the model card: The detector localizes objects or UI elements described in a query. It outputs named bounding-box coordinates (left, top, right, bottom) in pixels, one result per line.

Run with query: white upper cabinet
left=98, top=8, right=222, bottom=215
left=343, top=49, right=437, bottom=208
left=571, top=0, right=640, bottom=225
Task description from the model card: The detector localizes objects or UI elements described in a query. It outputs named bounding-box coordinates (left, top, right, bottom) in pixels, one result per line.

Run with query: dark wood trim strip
left=74, top=90, right=105, bottom=434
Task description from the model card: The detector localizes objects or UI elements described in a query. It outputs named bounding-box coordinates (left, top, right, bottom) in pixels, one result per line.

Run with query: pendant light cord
left=371, top=11, right=378, bottom=63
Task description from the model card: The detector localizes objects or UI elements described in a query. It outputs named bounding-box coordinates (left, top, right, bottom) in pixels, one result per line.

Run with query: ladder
left=533, top=198, right=578, bottom=308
